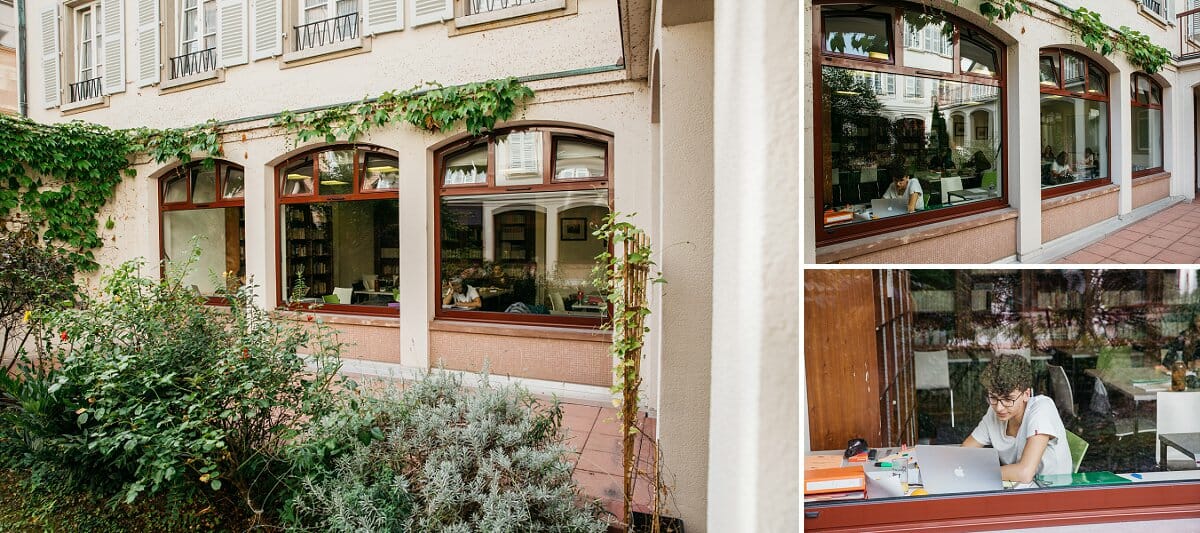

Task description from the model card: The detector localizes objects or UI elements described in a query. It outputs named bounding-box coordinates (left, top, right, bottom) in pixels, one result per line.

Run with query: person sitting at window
left=881, top=162, right=924, bottom=213
left=1159, top=312, right=1200, bottom=372
left=442, top=278, right=481, bottom=309
left=1083, top=148, right=1098, bottom=179
left=1050, top=151, right=1073, bottom=183
left=1041, top=145, right=1055, bottom=163
left=963, top=354, right=1072, bottom=483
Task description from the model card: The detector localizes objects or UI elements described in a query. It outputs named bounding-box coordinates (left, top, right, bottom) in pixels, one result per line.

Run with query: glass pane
left=444, top=145, right=488, bottom=186
left=1134, top=76, right=1151, bottom=105
left=203, top=1, right=217, bottom=40
left=162, top=207, right=245, bottom=296
left=282, top=157, right=315, bottom=196
left=439, top=189, right=609, bottom=318
left=317, top=150, right=354, bottom=196
left=554, top=140, right=606, bottom=180
left=184, top=10, right=197, bottom=41
left=1086, top=63, right=1107, bottom=96
left=820, top=67, right=1002, bottom=231
left=304, top=5, right=327, bottom=23
left=1039, top=95, right=1108, bottom=187
left=281, top=200, right=398, bottom=307
left=1063, top=54, right=1086, bottom=94
left=192, top=167, right=217, bottom=204
left=959, top=33, right=998, bottom=77
left=336, top=0, right=356, bottom=16
left=1039, top=54, right=1060, bottom=87
left=900, top=18, right=953, bottom=73
left=495, top=131, right=543, bottom=187
left=163, top=172, right=188, bottom=203
left=362, top=153, right=400, bottom=190
left=223, top=167, right=245, bottom=198
left=1132, top=106, right=1163, bottom=172
left=1150, top=83, right=1162, bottom=105
left=823, top=14, right=891, bottom=61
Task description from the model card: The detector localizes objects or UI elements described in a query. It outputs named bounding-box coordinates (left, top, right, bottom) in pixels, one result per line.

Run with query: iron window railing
left=68, top=77, right=103, bottom=103
left=1142, top=0, right=1165, bottom=17
left=465, top=0, right=541, bottom=16
left=169, top=48, right=217, bottom=80
left=294, top=13, right=359, bottom=52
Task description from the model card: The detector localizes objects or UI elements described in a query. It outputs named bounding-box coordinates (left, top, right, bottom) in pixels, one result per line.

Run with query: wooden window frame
left=1131, top=72, right=1165, bottom=179
left=434, top=126, right=613, bottom=329
left=812, top=1, right=1009, bottom=247
left=159, top=160, right=246, bottom=306
left=274, top=145, right=400, bottom=317
left=1038, top=48, right=1113, bottom=200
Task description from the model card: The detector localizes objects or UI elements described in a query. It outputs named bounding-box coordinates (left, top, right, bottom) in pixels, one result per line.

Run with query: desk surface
left=1159, top=433, right=1200, bottom=459
left=1084, top=367, right=1167, bottom=402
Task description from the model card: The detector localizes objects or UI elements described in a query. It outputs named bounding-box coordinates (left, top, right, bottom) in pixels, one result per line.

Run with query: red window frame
left=1130, top=72, right=1165, bottom=179
left=1038, top=48, right=1113, bottom=199
left=159, top=160, right=246, bottom=305
left=274, top=145, right=400, bottom=317
left=812, top=1, right=1009, bottom=247
left=434, top=126, right=614, bottom=328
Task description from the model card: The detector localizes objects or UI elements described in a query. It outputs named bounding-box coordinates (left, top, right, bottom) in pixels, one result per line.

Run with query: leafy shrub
left=0, top=221, right=76, bottom=371
left=287, top=372, right=607, bottom=532
left=1, top=254, right=343, bottom=522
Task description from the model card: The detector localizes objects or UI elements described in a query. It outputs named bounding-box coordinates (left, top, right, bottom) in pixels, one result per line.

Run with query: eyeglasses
left=985, top=391, right=1025, bottom=408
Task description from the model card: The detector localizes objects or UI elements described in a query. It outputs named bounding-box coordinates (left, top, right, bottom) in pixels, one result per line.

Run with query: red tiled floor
left=558, top=400, right=656, bottom=521
left=1058, top=200, right=1200, bottom=264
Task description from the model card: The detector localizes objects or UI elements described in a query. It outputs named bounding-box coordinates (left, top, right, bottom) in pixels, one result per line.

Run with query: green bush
left=0, top=222, right=76, bottom=371
left=1, top=254, right=344, bottom=521
left=286, top=371, right=607, bottom=532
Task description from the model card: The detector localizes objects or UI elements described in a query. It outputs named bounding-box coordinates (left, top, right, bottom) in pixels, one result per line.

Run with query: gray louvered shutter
left=250, top=0, right=281, bottom=60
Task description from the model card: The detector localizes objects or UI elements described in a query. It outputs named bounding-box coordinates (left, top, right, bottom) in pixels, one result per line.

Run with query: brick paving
left=560, top=401, right=658, bottom=520
left=1058, top=199, right=1200, bottom=264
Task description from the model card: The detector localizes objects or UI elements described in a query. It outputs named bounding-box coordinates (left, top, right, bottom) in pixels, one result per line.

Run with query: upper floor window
left=435, top=127, right=612, bottom=328
left=70, top=2, right=104, bottom=103
left=815, top=3, right=1005, bottom=246
left=294, top=0, right=359, bottom=51
left=1038, top=49, right=1110, bottom=194
left=1131, top=73, right=1164, bottom=177
left=452, top=0, right=570, bottom=29
left=160, top=161, right=246, bottom=300
left=277, top=146, right=400, bottom=315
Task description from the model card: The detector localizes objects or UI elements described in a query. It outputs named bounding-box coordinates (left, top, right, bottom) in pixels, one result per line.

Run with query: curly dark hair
left=979, top=354, right=1032, bottom=396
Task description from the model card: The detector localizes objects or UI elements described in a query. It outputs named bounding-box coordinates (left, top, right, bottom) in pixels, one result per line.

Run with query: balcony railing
left=1143, top=0, right=1165, bottom=17
left=465, top=0, right=541, bottom=17
left=294, top=13, right=359, bottom=52
left=68, top=77, right=103, bottom=103
left=169, top=48, right=217, bottom=80
left=1179, top=7, right=1200, bottom=61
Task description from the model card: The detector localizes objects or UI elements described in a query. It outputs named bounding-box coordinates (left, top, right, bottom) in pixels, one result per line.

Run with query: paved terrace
left=1058, top=198, right=1200, bottom=264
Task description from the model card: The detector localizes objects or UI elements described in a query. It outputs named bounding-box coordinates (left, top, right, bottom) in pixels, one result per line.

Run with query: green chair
left=1065, top=429, right=1088, bottom=473
left=981, top=170, right=998, bottom=190
left=1096, top=345, right=1132, bottom=371
left=322, top=294, right=340, bottom=304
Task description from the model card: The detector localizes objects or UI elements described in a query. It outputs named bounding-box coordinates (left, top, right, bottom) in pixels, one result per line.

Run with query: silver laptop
left=915, top=446, right=1003, bottom=494
left=871, top=198, right=909, bottom=218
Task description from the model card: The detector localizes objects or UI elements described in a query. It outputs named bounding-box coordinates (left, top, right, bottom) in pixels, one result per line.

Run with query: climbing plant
left=1060, top=6, right=1173, bottom=74
left=273, top=77, right=535, bottom=144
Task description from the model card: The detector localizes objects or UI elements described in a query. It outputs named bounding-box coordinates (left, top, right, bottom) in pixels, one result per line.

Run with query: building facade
left=17, top=0, right=801, bottom=529
left=805, top=0, right=1200, bottom=263
left=1, top=0, right=16, bottom=114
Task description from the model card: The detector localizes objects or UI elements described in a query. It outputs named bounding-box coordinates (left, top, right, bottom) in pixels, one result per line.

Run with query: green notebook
left=1035, top=472, right=1131, bottom=488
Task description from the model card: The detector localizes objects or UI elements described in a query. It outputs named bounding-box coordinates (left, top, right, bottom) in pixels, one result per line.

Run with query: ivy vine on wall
left=0, top=77, right=535, bottom=271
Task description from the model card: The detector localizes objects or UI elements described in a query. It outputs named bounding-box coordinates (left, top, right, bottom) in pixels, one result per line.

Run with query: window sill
left=430, top=318, right=611, bottom=343
left=160, top=68, right=222, bottom=93
left=274, top=308, right=400, bottom=327
left=280, top=36, right=369, bottom=67
left=1137, top=4, right=1172, bottom=29
left=60, top=95, right=108, bottom=115
left=455, top=0, right=566, bottom=29
left=1133, top=169, right=1170, bottom=181
left=815, top=207, right=1019, bottom=264
left=1041, top=182, right=1119, bottom=210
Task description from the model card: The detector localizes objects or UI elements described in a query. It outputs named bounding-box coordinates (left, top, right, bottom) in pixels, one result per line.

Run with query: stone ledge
left=1041, top=183, right=1119, bottom=210
left=430, top=319, right=611, bottom=343
left=815, top=207, right=1018, bottom=264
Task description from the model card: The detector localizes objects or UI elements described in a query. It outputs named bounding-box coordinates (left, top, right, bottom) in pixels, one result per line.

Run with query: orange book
left=805, top=466, right=866, bottom=495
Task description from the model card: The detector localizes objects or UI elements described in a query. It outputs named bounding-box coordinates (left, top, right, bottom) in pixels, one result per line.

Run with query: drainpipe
left=17, top=0, right=28, bottom=116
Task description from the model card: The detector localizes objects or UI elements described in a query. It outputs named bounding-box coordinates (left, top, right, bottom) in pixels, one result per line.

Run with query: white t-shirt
left=970, top=395, right=1072, bottom=477
left=452, top=285, right=480, bottom=304
left=883, top=178, right=925, bottom=210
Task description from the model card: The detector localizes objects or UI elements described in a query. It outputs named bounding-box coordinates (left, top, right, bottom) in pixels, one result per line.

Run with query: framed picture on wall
left=953, top=122, right=965, bottom=137
left=975, top=126, right=988, bottom=140
left=561, top=218, right=588, bottom=241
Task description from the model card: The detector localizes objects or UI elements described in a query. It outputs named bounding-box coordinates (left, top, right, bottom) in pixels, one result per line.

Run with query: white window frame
left=75, top=2, right=103, bottom=83
left=300, top=0, right=358, bottom=25
left=178, top=0, right=218, bottom=56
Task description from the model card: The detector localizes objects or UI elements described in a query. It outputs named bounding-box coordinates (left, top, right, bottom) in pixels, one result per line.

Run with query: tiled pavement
left=560, top=402, right=657, bottom=520
left=1058, top=199, right=1200, bottom=264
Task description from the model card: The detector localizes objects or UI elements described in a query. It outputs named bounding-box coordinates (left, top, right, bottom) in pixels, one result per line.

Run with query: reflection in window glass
left=318, top=150, right=354, bottom=196
left=901, top=19, right=953, bottom=73
left=820, top=66, right=1002, bottom=229
left=444, top=145, right=488, bottom=186
left=1087, top=63, right=1107, bottom=96
left=163, top=172, right=188, bottom=203
left=192, top=167, right=217, bottom=204
left=495, top=131, right=543, bottom=186
left=1063, top=54, right=1085, bottom=93
left=823, top=14, right=891, bottom=60
left=361, top=153, right=399, bottom=190
left=439, top=189, right=608, bottom=317
left=283, top=157, right=315, bottom=196
left=960, top=34, right=998, bottom=77
left=1039, top=54, right=1060, bottom=87
left=555, top=140, right=606, bottom=179
left=162, top=207, right=245, bottom=296
left=223, top=167, right=245, bottom=199
left=281, top=200, right=399, bottom=307
left=1039, top=95, right=1108, bottom=187
left=1133, top=106, right=1163, bottom=173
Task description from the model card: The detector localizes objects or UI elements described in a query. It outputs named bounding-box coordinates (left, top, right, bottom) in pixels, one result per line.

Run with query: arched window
left=1038, top=49, right=1110, bottom=195
left=1131, top=73, right=1164, bottom=177
left=814, top=2, right=1006, bottom=245
left=160, top=160, right=246, bottom=300
left=276, top=145, right=400, bottom=315
left=435, top=126, right=612, bottom=328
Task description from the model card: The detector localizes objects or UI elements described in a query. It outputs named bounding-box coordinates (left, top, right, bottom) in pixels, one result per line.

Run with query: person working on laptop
left=962, top=354, right=1072, bottom=483
left=881, top=162, right=924, bottom=213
